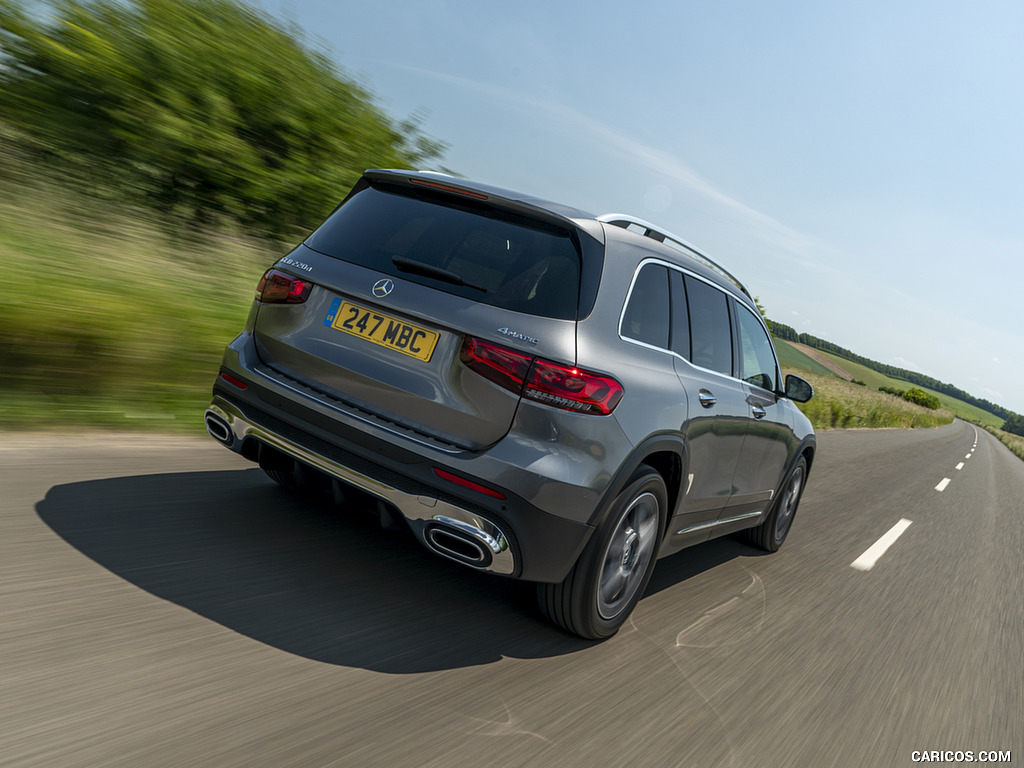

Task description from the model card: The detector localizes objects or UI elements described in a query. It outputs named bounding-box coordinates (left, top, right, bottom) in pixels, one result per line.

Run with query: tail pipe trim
left=204, top=412, right=233, bottom=445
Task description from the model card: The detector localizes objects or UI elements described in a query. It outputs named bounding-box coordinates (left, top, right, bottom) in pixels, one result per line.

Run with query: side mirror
left=785, top=374, right=813, bottom=403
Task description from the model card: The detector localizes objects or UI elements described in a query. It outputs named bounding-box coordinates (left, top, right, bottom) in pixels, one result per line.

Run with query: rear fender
left=586, top=434, right=688, bottom=536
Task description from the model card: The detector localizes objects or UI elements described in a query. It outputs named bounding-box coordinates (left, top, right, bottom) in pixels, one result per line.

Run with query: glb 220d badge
left=279, top=256, right=313, bottom=272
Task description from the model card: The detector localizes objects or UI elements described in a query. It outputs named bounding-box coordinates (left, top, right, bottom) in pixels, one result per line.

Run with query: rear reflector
left=218, top=372, right=249, bottom=390
left=256, top=269, right=312, bottom=304
left=433, top=468, right=507, bottom=499
left=460, top=337, right=623, bottom=415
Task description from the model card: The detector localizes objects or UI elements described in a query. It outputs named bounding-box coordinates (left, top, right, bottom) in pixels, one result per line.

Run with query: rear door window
left=684, top=275, right=733, bottom=375
left=304, top=185, right=582, bottom=320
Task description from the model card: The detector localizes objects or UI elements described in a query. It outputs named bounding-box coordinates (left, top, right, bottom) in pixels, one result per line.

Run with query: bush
left=902, top=387, right=941, bottom=410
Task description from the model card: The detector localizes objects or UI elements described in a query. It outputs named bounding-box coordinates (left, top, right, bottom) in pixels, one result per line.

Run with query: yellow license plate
left=326, top=299, right=439, bottom=362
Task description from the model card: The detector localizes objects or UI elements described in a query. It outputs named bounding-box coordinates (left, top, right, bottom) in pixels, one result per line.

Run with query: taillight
left=525, top=359, right=623, bottom=415
left=460, top=337, right=623, bottom=415
left=459, top=337, right=532, bottom=394
left=256, top=269, right=312, bottom=304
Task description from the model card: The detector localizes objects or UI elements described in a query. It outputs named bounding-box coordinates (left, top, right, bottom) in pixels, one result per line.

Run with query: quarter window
left=621, top=264, right=670, bottom=349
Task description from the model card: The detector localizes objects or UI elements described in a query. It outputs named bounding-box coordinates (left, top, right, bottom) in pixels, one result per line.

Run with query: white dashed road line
left=934, top=426, right=978, bottom=493
left=856, top=427, right=978, bottom=571
left=851, top=519, right=914, bottom=571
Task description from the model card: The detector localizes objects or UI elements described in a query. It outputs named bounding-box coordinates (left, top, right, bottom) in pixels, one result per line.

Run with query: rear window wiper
left=391, top=256, right=487, bottom=292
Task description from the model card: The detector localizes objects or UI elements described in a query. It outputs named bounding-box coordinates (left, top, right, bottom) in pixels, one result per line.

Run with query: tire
left=745, top=455, right=807, bottom=552
left=538, top=467, right=667, bottom=640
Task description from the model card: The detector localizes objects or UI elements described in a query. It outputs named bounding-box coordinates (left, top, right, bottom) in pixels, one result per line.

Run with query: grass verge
left=981, top=426, right=1024, bottom=462
left=0, top=174, right=284, bottom=433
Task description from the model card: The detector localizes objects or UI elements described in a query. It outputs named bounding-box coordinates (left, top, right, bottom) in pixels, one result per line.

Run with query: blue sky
left=278, top=0, right=1024, bottom=415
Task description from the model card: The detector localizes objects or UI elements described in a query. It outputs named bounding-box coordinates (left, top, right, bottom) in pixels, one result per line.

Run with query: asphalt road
left=1, top=420, right=1021, bottom=767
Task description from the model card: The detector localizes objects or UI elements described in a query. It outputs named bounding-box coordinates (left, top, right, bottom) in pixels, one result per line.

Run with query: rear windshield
left=304, top=184, right=582, bottom=320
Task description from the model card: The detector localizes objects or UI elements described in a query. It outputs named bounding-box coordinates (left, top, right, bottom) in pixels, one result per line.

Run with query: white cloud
left=371, top=60, right=822, bottom=259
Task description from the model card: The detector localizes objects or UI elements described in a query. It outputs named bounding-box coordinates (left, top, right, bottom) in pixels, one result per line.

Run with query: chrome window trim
left=617, top=257, right=757, bottom=387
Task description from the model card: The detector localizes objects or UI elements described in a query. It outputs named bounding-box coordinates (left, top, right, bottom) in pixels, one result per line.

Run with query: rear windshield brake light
left=460, top=337, right=623, bottom=415
left=408, top=178, right=489, bottom=200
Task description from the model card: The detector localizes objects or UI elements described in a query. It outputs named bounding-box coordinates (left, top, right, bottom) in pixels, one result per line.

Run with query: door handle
left=751, top=403, right=767, bottom=419
left=698, top=389, right=717, bottom=408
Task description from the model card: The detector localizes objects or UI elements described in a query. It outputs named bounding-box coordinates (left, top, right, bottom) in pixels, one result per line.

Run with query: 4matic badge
left=497, top=327, right=539, bottom=344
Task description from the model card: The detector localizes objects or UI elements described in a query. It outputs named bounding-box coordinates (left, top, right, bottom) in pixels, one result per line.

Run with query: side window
left=684, top=275, right=732, bottom=375
left=621, top=264, right=670, bottom=349
left=669, top=269, right=690, bottom=360
left=736, top=304, right=779, bottom=391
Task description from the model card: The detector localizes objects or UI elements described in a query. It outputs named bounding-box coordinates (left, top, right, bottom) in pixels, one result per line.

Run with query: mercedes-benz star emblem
left=372, top=278, right=395, bottom=298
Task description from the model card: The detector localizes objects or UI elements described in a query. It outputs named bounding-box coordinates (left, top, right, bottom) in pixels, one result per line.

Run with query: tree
left=1003, top=414, right=1024, bottom=437
left=0, top=0, right=446, bottom=236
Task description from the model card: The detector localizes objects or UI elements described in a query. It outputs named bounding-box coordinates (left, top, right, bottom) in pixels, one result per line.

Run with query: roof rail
left=597, top=213, right=752, bottom=300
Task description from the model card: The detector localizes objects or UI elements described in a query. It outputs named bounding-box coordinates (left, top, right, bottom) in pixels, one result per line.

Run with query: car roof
left=363, top=169, right=757, bottom=310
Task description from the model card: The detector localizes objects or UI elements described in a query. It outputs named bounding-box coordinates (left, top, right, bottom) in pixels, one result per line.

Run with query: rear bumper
left=205, top=384, right=594, bottom=582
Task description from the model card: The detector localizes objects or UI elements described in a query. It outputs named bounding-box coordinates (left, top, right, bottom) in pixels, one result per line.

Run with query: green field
left=773, top=339, right=838, bottom=378
left=774, top=340, right=957, bottom=430
left=787, top=345, right=1005, bottom=428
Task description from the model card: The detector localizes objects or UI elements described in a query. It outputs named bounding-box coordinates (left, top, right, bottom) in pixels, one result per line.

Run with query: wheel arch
left=587, top=434, right=688, bottom=539
left=795, top=435, right=816, bottom=476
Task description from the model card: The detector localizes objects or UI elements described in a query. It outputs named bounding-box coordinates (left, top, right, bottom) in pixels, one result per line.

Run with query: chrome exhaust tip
left=425, top=524, right=493, bottom=569
left=204, top=412, right=233, bottom=445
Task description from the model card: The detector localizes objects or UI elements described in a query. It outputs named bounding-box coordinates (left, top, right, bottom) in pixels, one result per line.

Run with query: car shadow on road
left=37, top=468, right=751, bottom=674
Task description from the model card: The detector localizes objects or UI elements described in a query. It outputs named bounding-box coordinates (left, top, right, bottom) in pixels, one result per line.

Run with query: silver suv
left=205, top=170, right=815, bottom=639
